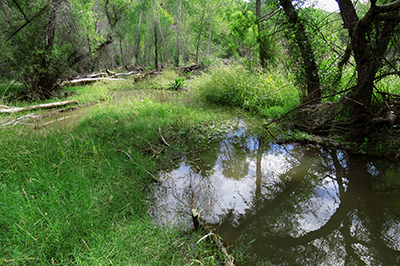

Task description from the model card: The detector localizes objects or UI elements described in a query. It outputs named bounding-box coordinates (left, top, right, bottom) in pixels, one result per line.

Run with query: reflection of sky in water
left=151, top=138, right=342, bottom=236
left=150, top=123, right=400, bottom=265
left=296, top=175, right=340, bottom=236
left=383, top=220, right=400, bottom=251
left=152, top=148, right=298, bottom=226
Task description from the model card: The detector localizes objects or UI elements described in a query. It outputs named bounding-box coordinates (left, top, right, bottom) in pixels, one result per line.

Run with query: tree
left=0, top=0, right=120, bottom=99
left=279, top=0, right=321, bottom=102
left=174, top=0, right=182, bottom=67
left=336, top=0, right=400, bottom=124
left=154, top=0, right=168, bottom=65
left=256, top=0, right=268, bottom=68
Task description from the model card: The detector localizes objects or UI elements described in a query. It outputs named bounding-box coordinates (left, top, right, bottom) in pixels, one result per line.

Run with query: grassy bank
left=0, top=74, right=237, bottom=264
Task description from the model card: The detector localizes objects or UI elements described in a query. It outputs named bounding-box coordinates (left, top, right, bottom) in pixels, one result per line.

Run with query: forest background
left=2, top=0, right=400, bottom=134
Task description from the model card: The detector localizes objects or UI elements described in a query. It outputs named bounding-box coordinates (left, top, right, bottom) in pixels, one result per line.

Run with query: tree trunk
left=34, top=0, right=63, bottom=95
left=154, top=25, right=158, bottom=70
left=134, top=9, right=143, bottom=66
left=336, top=0, right=400, bottom=121
left=154, top=0, right=168, bottom=65
left=195, top=9, right=206, bottom=63
left=146, top=14, right=152, bottom=65
left=174, top=0, right=182, bottom=67
left=119, top=37, right=124, bottom=66
left=256, top=0, right=267, bottom=68
left=279, top=0, right=321, bottom=102
left=207, top=18, right=212, bottom=57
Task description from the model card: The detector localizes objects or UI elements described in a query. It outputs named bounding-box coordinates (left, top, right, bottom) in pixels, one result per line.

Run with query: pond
left=149, top=120, right=400, bottom=265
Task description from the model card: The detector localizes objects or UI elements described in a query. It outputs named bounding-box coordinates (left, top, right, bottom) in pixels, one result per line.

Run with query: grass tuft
left=197, top=64, right=299, bottom=118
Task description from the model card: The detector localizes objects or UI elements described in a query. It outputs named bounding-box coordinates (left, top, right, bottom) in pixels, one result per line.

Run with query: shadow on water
left=150, top=120, right=400, bottom=265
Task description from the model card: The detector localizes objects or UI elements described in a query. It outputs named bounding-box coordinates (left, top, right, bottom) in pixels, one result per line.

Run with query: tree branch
left=375, top=0, right=400, bottom=13
left=5, top=4, right=50, bottom=43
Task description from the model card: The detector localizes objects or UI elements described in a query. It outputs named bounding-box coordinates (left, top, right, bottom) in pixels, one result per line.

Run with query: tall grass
left=197, top=64, right=299, bottom=118
left=0, top=96, right=229, bottom=265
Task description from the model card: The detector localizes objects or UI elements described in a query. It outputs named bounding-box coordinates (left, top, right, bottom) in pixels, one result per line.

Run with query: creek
left=150, top=120, right=400, bottom=265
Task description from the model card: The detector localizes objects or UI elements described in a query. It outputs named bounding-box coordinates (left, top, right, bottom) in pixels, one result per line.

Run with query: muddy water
left=150, top=121, right=400, bottom=265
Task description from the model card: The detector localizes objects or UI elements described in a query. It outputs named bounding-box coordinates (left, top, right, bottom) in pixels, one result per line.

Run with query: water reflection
left=150, top=122, right=400, bottom=265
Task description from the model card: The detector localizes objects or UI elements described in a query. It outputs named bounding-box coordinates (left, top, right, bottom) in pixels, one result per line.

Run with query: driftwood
left=0, top=100, right=77, bottom=113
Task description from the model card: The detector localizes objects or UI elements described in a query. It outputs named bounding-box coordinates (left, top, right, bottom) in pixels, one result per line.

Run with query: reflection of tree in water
left=186, top=125, right=258, bottom=180
left=154, top=124, right=400, bottom=264
left=219, top=148, right=400, bottom=265
left=219, top=133, right=255, bottom=180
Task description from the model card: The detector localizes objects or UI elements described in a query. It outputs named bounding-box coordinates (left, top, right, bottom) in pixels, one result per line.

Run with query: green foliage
left=226, top=10, right=258, bottom=57
left=169, top=77, right=186, bottom=90
left=0, top=0, right=114, bottom=98
left=198, top=64, right=299, bottom=118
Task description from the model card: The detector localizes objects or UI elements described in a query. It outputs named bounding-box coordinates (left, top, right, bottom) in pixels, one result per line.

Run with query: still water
left=150, top=121, right=400, bottom=265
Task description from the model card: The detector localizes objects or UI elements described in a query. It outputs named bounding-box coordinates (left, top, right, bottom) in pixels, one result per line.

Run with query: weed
left=169, top=77, right=186, bottom=90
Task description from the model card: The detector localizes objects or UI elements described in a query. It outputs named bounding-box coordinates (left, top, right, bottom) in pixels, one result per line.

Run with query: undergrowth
left=197, top=63, right=299, bottom=118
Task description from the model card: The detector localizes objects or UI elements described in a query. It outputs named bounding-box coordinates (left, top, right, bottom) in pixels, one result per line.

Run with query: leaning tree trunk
left=279, top=0, right=321, bottom=103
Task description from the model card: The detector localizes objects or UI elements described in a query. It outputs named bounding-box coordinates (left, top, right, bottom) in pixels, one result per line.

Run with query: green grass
left=0, top=84, right=233, bottom=265
left=197, top=63, right=300, bottom=118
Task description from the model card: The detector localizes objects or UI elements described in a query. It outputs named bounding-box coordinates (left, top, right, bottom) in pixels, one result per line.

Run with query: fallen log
left=61, top=77, right=126, bottom=87
left=0, top=100, right=78, bottom=113
left=114, top=71, right=139, bottom=76
left=106, top=69, right=117, bottom=76
left=86, top=72, right=107, bottom=78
